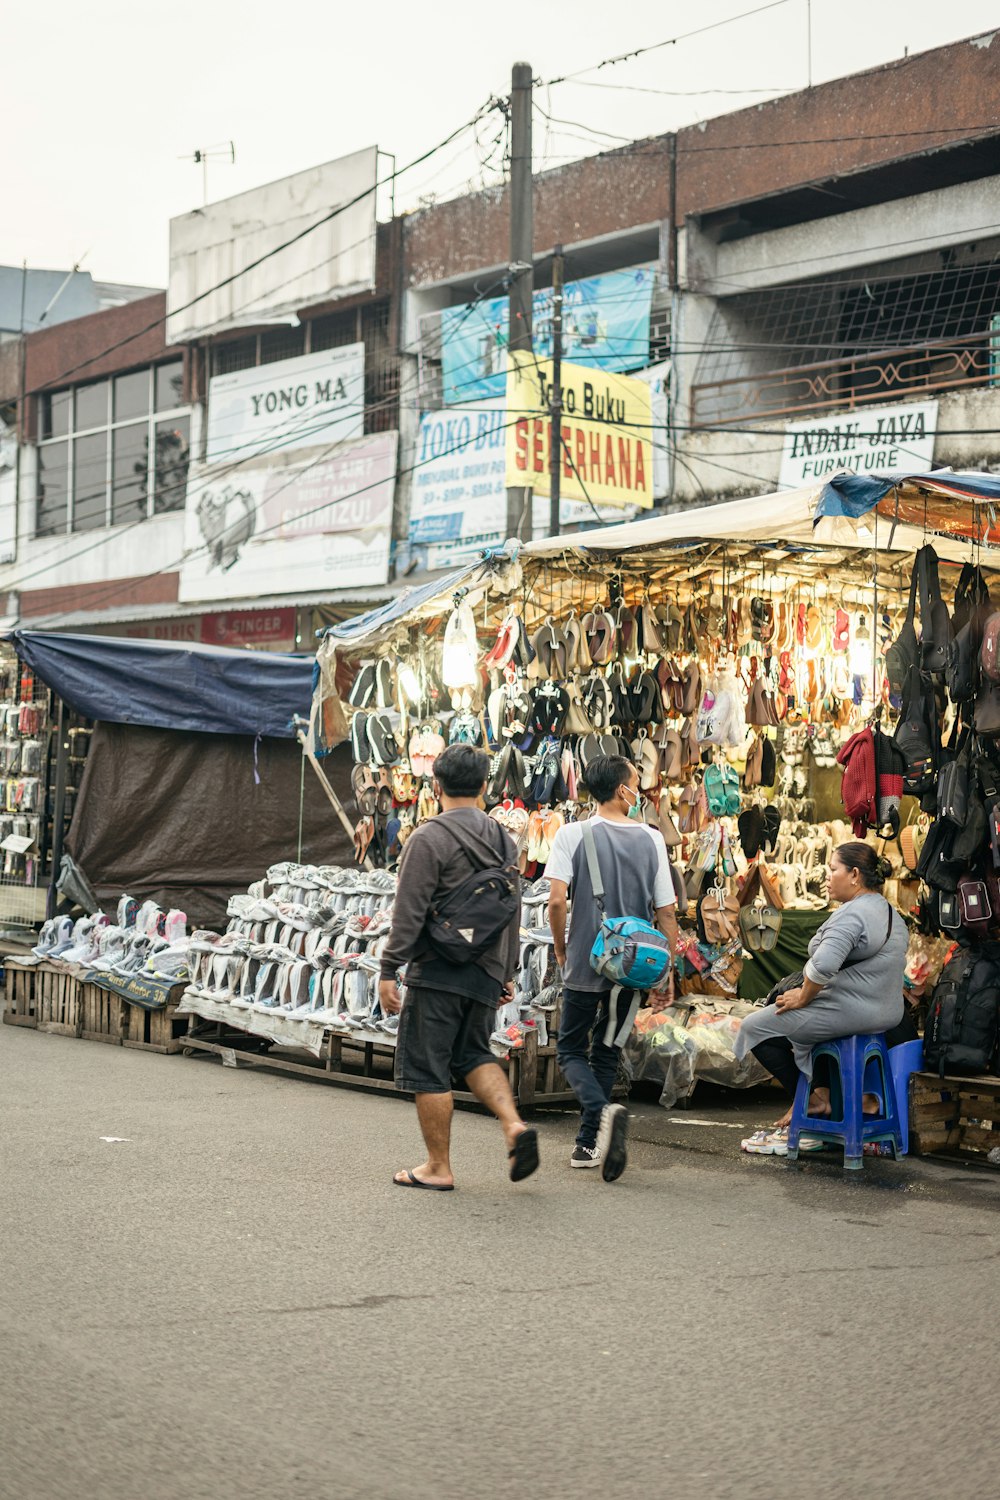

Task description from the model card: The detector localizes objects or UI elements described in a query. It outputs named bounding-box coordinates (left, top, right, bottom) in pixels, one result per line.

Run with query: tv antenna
left=182, top=141, right=236, bottom=205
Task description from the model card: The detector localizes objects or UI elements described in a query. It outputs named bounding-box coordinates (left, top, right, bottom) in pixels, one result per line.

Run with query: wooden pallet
left=910, top=1071, right=1000, bottom=1164
left=3, top=961, right=38, bottom=1028
left=79, top=982, right=125, bottom=1045
left=181, top=1014, right=575, bottom=1114
left=36, top=964, right=83, bottom=1037
left=122, top=998, right=186, bottom=1055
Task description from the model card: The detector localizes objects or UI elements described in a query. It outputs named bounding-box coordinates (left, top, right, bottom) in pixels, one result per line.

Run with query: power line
left=24, top=100, right=502, bottom=400
left=544, top=0, right=795, bottom=86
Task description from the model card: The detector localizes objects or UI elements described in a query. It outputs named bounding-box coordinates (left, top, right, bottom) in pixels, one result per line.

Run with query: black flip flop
left=508, top=1127, right=540, bottom=1182
left=393, top=1170, right=454, bottom=1192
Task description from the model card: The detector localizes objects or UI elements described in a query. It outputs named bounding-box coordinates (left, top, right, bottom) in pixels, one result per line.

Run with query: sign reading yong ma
left=206, top=345, right=365, bottom=464
left=779, top=400, right=938, bottom=490
left=505, top=354, right=653, bottom=509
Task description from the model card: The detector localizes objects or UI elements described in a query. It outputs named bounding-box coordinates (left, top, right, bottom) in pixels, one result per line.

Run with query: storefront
left=301, top=467, right=1000, bottom=1129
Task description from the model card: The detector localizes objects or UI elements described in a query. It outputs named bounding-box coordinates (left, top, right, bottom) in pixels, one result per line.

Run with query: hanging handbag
left=917, top=546, right=950, bottom=677
left=885, top=563, right=920, bottom=693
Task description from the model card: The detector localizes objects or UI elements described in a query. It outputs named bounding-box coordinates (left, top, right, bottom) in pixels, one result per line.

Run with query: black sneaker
left=570, top=1144, right=602, bottom=1169
left=596, top=1104, right=629, bottom=1182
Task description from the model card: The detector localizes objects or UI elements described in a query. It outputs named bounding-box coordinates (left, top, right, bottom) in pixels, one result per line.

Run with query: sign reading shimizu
left=206, top=345, right=365, bottom=464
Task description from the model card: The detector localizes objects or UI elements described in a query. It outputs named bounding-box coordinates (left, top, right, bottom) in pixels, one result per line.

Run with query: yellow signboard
left=505, top=353, right=653, bottom=509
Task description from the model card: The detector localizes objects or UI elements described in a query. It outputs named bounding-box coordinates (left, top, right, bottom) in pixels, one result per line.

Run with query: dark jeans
left=557, top=986, right=621, bottom=1148
left=752, top=1012, right=920, bottom=1100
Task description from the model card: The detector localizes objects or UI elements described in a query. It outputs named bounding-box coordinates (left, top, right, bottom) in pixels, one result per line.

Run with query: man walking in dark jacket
left=379, top=744, right=539, bottom=1191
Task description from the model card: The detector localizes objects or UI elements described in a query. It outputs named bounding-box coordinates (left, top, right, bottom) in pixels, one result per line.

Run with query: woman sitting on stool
left=736, top=842, right=908, bottom=1156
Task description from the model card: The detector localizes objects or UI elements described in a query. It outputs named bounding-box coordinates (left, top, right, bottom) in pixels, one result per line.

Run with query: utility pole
left=548, top=246, right=563, bottom=538
left=506, top=61, right=533, bottom=540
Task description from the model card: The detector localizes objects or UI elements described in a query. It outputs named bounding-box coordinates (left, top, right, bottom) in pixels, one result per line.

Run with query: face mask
left=623, top=787, right=642, bottom=821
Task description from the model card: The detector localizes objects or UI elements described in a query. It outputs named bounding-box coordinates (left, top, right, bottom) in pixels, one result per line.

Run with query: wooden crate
left=79, top=982, right=125, bottom=1045
left=122, top=999, right=186, bottom=1055
left=36, top=965, right=82, bottom=1037
left=2, top=961, right=38, bottom=1028
left=910, top=1071, right=1000, bottom=1164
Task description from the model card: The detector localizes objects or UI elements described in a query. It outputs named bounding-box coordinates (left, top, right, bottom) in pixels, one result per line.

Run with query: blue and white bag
left=581, top=820, right=672, bottom=1047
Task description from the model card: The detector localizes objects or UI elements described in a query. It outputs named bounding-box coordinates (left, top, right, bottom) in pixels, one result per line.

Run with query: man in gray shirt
left=547, top=755, right=677, bottom=1180
left=379, top=744, right=539, bottom=1191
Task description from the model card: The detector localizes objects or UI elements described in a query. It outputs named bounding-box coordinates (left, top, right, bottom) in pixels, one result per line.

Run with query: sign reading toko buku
left=505, top=354, right=654, bottom=509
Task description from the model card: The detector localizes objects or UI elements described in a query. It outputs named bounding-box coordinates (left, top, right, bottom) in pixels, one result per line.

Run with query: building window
left=209, top=302, right=401, bottom=434
left=691, top=249, right=1000, bottom=427
left=35, top=360, right=189, bottom=536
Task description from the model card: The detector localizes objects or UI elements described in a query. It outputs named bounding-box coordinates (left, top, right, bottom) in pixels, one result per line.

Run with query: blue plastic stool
left=888, top=1038, right=924, bottom=1157
left=786, top=1033, right=905, bottom=1170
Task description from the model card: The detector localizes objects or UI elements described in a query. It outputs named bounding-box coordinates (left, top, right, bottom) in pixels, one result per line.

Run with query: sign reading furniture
left=779, top=400, right=938, bottom=489
left=206, top=345, right=365, bottom=464
left=505, top=354, right=654, bottom=509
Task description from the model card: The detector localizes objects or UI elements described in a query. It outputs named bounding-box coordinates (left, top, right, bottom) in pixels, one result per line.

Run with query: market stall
left=6, top=630, right=355, bottom=926
left=310, top=469, right=1000, bottom=1132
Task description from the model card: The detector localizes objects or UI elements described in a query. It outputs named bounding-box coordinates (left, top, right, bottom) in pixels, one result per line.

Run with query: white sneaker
left=570, top=1145, right=602, bottom=1169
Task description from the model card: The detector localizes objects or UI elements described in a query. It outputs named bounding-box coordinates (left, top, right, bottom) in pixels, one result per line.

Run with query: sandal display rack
left=175, top=861, right=576, bottom=1113
left=0, top=645, right=92, bottom=934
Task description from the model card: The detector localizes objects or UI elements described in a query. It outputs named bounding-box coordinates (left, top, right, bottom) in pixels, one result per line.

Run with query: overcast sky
left=6, top=0, right=998, bottom=288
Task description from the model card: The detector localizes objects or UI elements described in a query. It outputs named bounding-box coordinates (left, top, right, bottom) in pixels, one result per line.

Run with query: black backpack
left=916, top=816, right=967, bottom=894
left=894, top=665, right=937, bottom=808
left=425, top=819, right=520, bottom=964
left=948, top=564, right=992, bottom=705
left=923, top=943, right=1000, bottom=1077
left=917, top=545, right=951, bottom=676
left=885, top=564, right=919, bottom=693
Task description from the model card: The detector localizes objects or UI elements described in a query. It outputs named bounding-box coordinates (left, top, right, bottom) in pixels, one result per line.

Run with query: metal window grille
left=361, top=301, right=399, bottom=433
left=691, top=245, right=1000, bottom=426
left=213, top=337, right=258, bottom=375
left=259, top=326, right=306, bottom=365
left=309, top=309, right=360, bottom=352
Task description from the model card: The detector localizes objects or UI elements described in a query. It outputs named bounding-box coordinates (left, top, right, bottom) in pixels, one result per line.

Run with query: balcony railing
left=691, top=327, right=999, bottom=429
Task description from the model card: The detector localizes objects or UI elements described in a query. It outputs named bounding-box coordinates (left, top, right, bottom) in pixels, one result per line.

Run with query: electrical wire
left=25, top=99, right=504, bottom=399
left=544, top=0, right=795, bottom=85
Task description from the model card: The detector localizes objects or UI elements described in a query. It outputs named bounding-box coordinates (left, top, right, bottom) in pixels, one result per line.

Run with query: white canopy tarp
left=524, top=483, right=1000, bottom=566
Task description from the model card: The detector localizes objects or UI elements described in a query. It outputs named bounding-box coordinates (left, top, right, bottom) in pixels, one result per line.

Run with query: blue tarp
left=323, top=566, right=475, bottom=644
left=814, top=469, right=1000, bottom=522
left=9, top=630, right=314, bottom=739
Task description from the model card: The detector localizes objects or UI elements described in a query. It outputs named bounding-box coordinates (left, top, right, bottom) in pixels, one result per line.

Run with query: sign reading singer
left=505, top=354, right=653, bottom=509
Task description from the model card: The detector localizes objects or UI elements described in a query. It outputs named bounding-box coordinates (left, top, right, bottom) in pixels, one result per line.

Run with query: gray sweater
left=736, top=892, right=907, bottom=1078
left=380, top=808, right=521, bottom=1004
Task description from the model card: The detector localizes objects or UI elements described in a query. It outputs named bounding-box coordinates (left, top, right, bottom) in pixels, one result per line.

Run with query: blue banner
left=440, top=265, right=655, bottom=405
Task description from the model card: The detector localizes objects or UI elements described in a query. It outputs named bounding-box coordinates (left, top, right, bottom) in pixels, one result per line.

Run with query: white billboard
left=179, top=431, right=397, bottom=603
left=779, top=400, right=938, bottom=490
left=166, top=147, right=378, bottom=343
left=206, top=345, right=365, bottom=464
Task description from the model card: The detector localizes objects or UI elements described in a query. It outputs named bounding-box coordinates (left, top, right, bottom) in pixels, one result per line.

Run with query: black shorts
left=394, top=986, right=497, bottom=1093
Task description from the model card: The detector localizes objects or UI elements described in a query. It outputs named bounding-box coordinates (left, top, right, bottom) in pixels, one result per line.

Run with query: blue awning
left=322, top=567, right=472, bottom=644
left=814, top=469, right=1000, bottom=523
left=9, top=630, right=314, bottom=738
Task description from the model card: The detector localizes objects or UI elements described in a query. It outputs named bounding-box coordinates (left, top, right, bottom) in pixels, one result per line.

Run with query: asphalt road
left=3, top=1019, right=999, bottom=1500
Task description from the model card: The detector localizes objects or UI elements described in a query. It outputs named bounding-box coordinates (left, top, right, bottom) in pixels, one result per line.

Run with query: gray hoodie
left=380, top=808, right=521, bottom=1004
